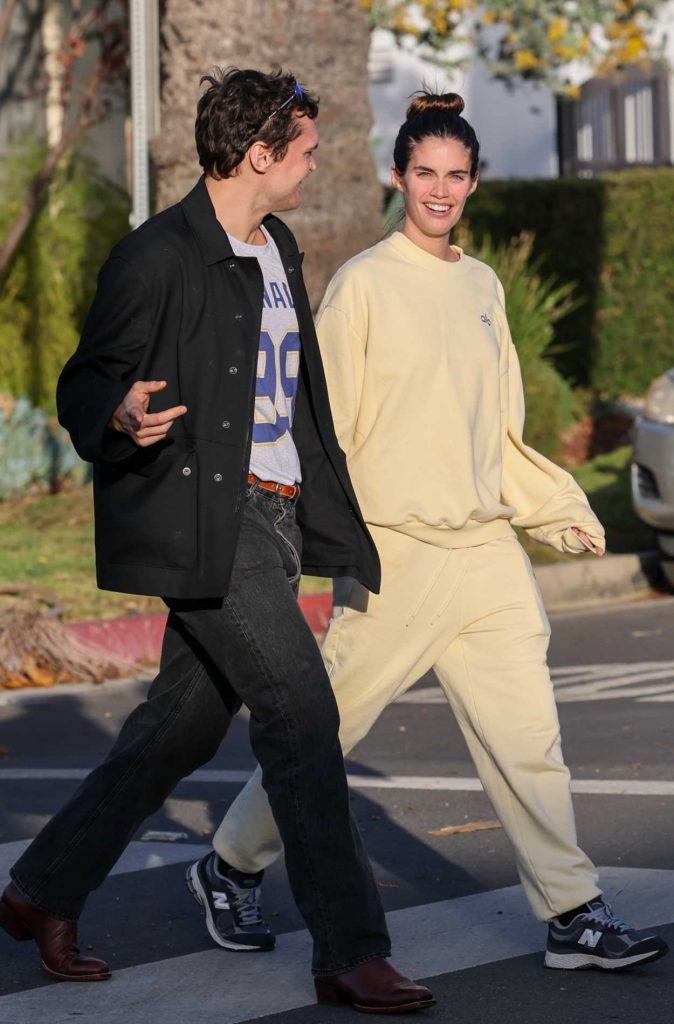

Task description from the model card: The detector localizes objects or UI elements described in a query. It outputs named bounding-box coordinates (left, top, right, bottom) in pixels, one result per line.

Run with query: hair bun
left=406, top=91, right=464, bottom=121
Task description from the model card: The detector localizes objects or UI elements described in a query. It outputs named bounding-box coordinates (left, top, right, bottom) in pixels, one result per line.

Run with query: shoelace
left=584, top=901, right=630, bottom=934
left=229, top=885, right=264, bottom=928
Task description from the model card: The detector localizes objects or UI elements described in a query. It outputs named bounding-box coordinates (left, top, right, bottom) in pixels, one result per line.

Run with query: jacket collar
left=180, top=176, right=299, bottom=265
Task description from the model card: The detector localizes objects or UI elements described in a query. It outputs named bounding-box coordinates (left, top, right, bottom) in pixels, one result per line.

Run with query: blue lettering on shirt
left=262, top=280, right=295, bottom=310
left=269, top=281, right=286, bottom=308
left=253, top=330, right=301, bottom=444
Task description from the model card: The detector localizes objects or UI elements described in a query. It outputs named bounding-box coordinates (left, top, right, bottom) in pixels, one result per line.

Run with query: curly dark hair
left=195, top=67, right=320, bottom=179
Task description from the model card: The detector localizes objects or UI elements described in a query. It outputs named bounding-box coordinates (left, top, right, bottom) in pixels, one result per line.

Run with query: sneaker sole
left=545, top=947, right=667, bottom=971
left=186, top=862, right=275, bottom=953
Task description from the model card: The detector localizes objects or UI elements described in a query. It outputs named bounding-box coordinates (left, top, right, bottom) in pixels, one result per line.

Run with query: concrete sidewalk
left=533, top=549, right=664, bottom=611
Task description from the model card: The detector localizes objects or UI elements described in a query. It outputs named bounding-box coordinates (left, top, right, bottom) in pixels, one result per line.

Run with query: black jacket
left=57, top=178, right=380, bottom=598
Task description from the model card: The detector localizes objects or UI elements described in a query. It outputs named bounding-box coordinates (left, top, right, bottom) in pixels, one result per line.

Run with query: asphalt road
left=0, top=596, right=673, bottom=1023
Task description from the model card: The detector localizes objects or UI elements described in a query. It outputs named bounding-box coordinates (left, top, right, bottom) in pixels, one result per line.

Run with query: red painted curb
left=65, top=593, right=333, bottom=666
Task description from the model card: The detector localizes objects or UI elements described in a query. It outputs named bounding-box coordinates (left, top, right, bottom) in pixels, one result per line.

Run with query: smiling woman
left=206, top=87, right=666, bottom=976
left=390, top=91, right=479, bottom=260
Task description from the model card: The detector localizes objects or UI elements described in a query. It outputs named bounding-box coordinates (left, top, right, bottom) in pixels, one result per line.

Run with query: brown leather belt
left=247, top=472, right=300, bottom=502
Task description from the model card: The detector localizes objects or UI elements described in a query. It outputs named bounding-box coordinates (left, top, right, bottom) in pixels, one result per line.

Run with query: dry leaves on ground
left=0, top=605, right=138, bottom=689
left=428, top=820, right=503, bottom=837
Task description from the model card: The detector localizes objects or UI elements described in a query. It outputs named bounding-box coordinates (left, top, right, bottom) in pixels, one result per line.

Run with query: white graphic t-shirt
left=228, top=227, right=302, bottom=485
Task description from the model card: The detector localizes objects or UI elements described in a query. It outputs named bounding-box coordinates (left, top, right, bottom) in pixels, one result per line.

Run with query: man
left=0, top=68, right=433, bottom=1014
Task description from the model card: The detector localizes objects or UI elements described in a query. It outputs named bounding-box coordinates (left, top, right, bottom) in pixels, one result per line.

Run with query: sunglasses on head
left=256, top=81, right=304, bottom=132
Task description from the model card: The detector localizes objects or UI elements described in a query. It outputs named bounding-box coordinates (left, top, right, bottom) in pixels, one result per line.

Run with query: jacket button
left=229, top=366, right=238, bottom=375
left=214, top=473, right=223, bottom=482
left=222, top=420, right=230, bottom=429
left=182, top=466, right=191, bottom=477
left=234, top=313, right=243, bottom=321
left=287, top=266, right=295, bottom=273
left=228, top=261, right=236, bottom=269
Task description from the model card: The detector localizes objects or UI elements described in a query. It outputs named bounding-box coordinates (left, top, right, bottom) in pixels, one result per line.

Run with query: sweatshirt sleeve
left=314, top=286, right=367, bottom=458
left=56, top=256, right=150, bottom=464
left=501, top=324, right=605, bottom=555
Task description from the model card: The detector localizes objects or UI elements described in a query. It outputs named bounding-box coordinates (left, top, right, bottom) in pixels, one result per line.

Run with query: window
left=558, top=63, right=670, bottom=176
left=624, top=80, right=655, bottom=163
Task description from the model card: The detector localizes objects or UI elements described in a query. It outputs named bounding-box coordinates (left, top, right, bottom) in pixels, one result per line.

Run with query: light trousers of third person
left=213, top=526, right=601, bottom=922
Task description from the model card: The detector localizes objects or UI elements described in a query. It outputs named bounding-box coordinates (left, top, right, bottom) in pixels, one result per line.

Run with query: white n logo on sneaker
left=212, top=892, right=230, bottom=910
left=578, top=928, right=602, bottom=948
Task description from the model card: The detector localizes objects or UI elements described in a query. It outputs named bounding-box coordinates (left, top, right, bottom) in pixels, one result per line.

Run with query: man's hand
left=109, top=380, right=187, bottom=448
left=571, top=526, right=605, bottom=556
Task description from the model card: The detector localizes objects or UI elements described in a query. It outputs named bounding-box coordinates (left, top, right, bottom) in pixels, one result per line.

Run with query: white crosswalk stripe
left=394, top=661, right=674, bottom=705
left=2, top=768, right=673, bottom=795
left=0, top=864, right=671, bottom=1024
left=0, top=839, right=210, bottom=891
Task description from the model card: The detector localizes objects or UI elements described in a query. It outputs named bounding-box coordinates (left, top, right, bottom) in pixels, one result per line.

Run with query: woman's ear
left=390, top=166, right=404, bottom=193
left=468, top=172, right=480, bottom=196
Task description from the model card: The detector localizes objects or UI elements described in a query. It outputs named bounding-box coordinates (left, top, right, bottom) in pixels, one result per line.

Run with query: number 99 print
left=253, top=330, right=301, bottom=445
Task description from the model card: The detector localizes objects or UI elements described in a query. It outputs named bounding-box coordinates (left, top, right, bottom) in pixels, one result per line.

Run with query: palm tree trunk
left=151, top=0, right=382, bottom=305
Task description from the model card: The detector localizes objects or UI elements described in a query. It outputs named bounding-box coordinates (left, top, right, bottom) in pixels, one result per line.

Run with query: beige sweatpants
left=213, top=528, right=600, bottom=921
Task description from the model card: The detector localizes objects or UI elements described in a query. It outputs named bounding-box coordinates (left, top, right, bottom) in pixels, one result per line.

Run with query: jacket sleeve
left=56, top=256, right=150, bottom=464
left=501, top=331, right=605, bottom=555
left=314, top=290, right=366, bottom=458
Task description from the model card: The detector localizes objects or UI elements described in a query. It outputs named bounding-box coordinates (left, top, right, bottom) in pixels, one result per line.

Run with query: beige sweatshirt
left=315, top=230, right=604, bottom=554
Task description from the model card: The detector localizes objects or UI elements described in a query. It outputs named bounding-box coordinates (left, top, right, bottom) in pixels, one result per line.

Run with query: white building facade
left=368, top=2, right=674, bottom=183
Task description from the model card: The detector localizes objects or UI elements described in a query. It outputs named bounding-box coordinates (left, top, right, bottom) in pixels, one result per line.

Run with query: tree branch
left=0, top=60, right=105, bottom=277
left=0, top=0, right=18, bottom=62
left=0, top=0, right=125, bottom=279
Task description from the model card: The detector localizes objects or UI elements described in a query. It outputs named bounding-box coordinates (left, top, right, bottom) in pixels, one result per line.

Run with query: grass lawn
left=0, top=446, right=653, bottom=621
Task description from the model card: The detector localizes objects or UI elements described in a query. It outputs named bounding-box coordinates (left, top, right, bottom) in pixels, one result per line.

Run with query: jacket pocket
left=95, top=447, right=197, bottom=569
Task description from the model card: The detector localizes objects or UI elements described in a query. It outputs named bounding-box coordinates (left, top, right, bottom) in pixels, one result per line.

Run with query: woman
left=194, top=92, right=668, bottom=973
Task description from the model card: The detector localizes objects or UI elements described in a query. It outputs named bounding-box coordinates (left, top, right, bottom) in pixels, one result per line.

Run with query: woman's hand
left=571, top=526, right=605, bottom=556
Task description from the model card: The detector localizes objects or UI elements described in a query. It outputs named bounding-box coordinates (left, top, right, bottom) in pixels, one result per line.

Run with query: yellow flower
left=547, top=17, right=568, bottom=42
left=563, top=84, right=581, bottom=100
left=392, top=12, right=416, bottom=35
left=622, top=35, right=647, bottom=60
left=606, top=19, right=632, bottom=40
left=552, top=42, right=579, bottom=62
left=481, top=10, right=500, bottom=24
left=513, top=48, right=542, bottom=70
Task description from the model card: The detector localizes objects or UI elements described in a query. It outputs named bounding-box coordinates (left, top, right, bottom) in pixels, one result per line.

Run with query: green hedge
left=0, top=143, right=129, bottom=413
left=464, top=169, right=674, bottom=397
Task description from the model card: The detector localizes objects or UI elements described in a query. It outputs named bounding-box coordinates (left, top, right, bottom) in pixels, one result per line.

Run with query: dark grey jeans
left=11, top=486, right=390, bottom=975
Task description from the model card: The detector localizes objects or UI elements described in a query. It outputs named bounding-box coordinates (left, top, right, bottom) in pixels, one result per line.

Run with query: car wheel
left=656, top=533, right=674, bottom=590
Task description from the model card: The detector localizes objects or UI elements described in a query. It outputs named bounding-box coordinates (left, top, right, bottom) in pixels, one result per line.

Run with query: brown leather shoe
left=0, top=882, right=111, bottom=982
left=315, top=957, right=434, bottom=1014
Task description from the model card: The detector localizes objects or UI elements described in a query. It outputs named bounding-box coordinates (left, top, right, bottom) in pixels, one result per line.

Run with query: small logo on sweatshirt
left=481, top=313, right=492, bottom=326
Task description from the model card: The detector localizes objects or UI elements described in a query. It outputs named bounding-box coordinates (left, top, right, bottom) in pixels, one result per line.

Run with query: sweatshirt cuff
left=559, top=523, right=606, bottom=555
left=525, top=518, right=605, bottom=554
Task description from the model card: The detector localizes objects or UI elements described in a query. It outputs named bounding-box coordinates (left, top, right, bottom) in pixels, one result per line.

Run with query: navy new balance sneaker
left=186, top=851, right=275, bottom=952
left=545, top=898, right=668, bottom=971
